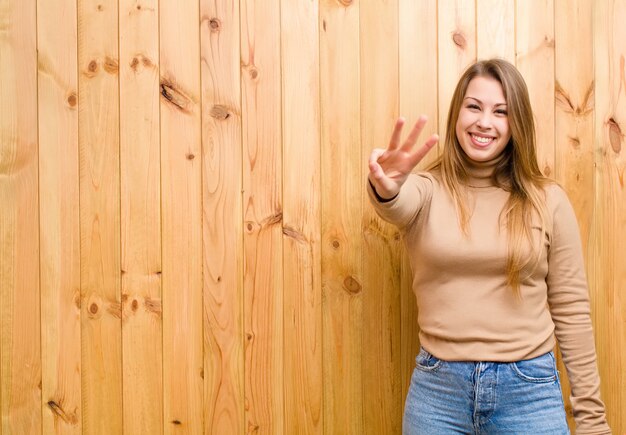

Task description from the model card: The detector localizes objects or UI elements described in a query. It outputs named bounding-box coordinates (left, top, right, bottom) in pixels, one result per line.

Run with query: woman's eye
left=467, top=104, right=480, bottom=110
left=495, top=109, right=508, bottom=115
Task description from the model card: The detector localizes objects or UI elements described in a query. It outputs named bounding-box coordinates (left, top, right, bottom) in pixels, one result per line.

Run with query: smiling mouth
left=470, top=133, right=495, bottom=147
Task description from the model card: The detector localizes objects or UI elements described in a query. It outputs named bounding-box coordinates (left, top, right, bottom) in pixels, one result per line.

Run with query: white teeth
left=471, top=134, right=493, bottom=144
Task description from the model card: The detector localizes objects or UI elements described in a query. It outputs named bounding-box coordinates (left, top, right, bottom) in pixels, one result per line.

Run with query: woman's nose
left=476, top=113, right=492, bottom=129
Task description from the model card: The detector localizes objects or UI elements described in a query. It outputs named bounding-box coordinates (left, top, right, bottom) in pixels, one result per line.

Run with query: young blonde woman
left=367, top=59, right=610, bottom=434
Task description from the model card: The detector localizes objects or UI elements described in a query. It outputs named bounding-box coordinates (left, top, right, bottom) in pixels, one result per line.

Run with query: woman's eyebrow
left=464, top=96, right=507, bottom=107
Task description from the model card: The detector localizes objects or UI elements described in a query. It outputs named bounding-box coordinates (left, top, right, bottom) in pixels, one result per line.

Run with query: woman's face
left=455, top=76, right=511, bottom=163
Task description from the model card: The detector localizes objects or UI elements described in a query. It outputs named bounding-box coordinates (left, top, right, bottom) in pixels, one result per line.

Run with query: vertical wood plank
left=281, top=0, right=323, bottom=433
left=200, top=1, right=244, bottom=433
left=320, top=1, right=362, bottom=434
left=516, top=0, right=555, bottom=179
left=399, top=0, right=439, bottom=164
left=77, top=0, right=122, bottom=432
left=360, top=1, right=402, bottom=433
left=119, top=0, right=163, bottom=433
left=241, top=0, right=284, bottom=433
left=438, top=0, right=476, bottom=138
left=592, top=0, right=625, bottom=432
left=476, top=0, right=515, bottom=62
left=0, top=0, right=41, bottom=432
left=554, top=0, right=594, bottom=430
left=160, top=0, right=203, bottom=432
left=398, top=0, right=438, bottom=405
left=38, top=0, right=81, bottom=432
left=554, top=0, right=594, bottom=239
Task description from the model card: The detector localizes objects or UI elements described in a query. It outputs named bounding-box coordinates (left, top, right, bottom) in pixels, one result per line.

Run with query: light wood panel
left=0, top=0, right=41, bottom=433
left=281, top=0, right=323, bottom=433
left=201, top=1, right=244, bottom=433
left=241, top=0, right=284, bottom=433
left=516, top=0, right=555, bottom=178
left=554, top=0, right=595, bottom=430
left=0, top=1, right=624, bottom=434
left=119, top=0, right=162, bottom=433
left=399, top=0, right=439, bottom=165
left=38, top=0, right=81, bottom=432
left=361, top=1, right=402, bottom=433
left=77, top=0, right=122, bottom=432
left=160, top=0, right=203, bottom=432
left=593, top=0, right=626, bottom=431
left=398, top=0, right=439, bottom=405
left=438, top=0, right=477, bottom=138
left=476, top=0, right=515, bottom=62
left=320, top=1, right=362, bottom=434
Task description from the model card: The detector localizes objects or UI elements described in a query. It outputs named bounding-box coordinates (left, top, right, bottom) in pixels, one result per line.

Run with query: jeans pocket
left=511, top=351, right=558, bottom=383
left=415, top=347, right=443, bottom=372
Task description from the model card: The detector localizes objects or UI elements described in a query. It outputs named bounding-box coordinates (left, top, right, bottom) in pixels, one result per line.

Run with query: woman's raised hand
left=368, top=116, right=439, bottom=199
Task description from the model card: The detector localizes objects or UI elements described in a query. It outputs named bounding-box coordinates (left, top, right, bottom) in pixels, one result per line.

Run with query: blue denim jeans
left=403, top=347, right=570, bottom=434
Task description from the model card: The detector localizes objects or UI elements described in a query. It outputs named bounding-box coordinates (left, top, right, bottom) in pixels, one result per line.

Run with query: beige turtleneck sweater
left=367, top=157, right=610, bottom=434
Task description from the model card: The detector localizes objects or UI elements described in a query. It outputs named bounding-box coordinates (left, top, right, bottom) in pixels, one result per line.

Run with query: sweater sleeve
left=366, top=172, right=434, bottom=230
left=545, top=186, right=611, bottom=434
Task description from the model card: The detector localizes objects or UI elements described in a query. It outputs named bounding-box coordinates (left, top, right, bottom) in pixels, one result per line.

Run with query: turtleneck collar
left=461, top=150, right=510, bottom=188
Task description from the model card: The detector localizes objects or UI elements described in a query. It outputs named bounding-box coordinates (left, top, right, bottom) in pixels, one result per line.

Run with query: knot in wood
left=103, top=56, right=119, bottom=74
left=343, top=276, right=362, bottom=294
left=160, top=81, right=193, bottom=113
left=608, top=117, right=623, bottom=153
left=67, top=93, right=77, bottom=107
left=210, top=105, right=230, bottom=120
left=452, top=31, right=466, bottom=49
left=209, top=18, right=221, bottom=31
left=543, top=165, right=552, bottom=177
left=248, top=66, right=259, bottom=80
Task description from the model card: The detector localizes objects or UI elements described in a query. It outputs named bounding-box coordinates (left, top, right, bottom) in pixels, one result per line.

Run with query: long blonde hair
left=430, top=59, right=551, bottom=296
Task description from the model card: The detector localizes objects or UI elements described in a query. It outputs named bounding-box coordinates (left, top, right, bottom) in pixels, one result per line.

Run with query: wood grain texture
left=201, top=1, right=244, bottom=433
left=281, top=0, right=323, bottom=433
left=398, top=0, right=439, bottom=406
left=77, top=0, right=122, bottom=432
left=241, top=0, right=284, bottom=433
left=0, top=0, right=41, bottom=432
left=38, top=0, right=81, bottom=432
left=119, top=0, right=163, bottom=433
left=0, top=1, right=624, bottom=433
left=438, top=0, right=476, bottom=139
left=516, top=0, right=555, bottom=178
left=554, top=0, right=594, bottom=430
left=399, top=0, right=439, bottom=166
left=476, top=0, right=515, bottom=62
left=160, top=0, right=203, bottom=432
left=592, top=0, right=625, bottom=432
left=360, top=1, right=402, bottom=433
left=320, top=1, right=362, bottom=434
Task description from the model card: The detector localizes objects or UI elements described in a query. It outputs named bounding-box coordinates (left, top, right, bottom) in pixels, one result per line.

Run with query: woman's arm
left=546, top=185, right=611, bottom=435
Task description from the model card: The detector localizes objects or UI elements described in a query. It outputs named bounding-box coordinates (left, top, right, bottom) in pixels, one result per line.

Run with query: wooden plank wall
left=0, top=0, right=624, bottom=433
